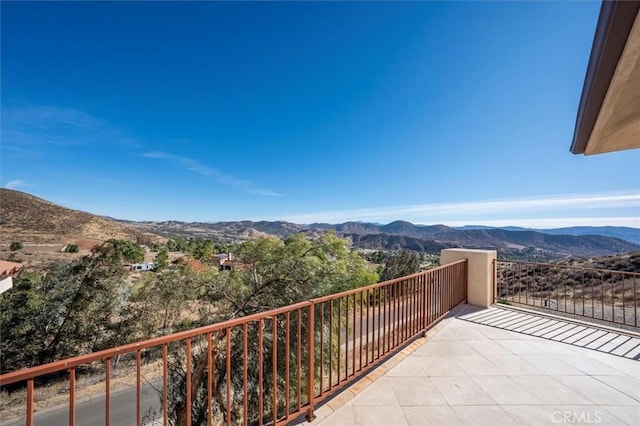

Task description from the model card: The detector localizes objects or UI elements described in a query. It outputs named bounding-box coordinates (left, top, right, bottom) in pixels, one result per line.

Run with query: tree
left=65, top=244, right=79, bottom=253
left=9, top=241, right=23, bottom=251
left=119, top=263, right=205, bottom=340
left=107, top=239, right=144, bottom=263
left=190, top=239, right=214, bottom=261
left=149, top=242, right=163, bottom=252
left=154, top=247, right=169, bottom=271
left=166, top=232, right=378, bottom=425
left=379, top=250, right=422, bottom=282
left=0, top=243, right=127, bottom=373
left=167, top=238, right=188, bottom=252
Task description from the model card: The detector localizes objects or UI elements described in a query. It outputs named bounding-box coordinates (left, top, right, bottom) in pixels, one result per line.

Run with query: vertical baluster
left=272, top=318, right=277, bottom=425
left=611, top=273, right=615, bottom=323
left=285, top=312, right=290, bottom=417
left=622, top=275, right=626, bottom=326
left=105, top=358, right=111, bottom=426
left=365, top=290, right=370, bottom=366
left=227, top=328, right=232, bottom=426
left=243, top=324, right=248, bottom=426
left=422, top=274, right=428, bottom=334
left=634, top=276, right=637, bottom=327
left=352, top=293, right=356, bottom=375
left=345, top=297, right=350, bottom=379
left=329, top=301, right=334, bottom=388
left=359, top=291, right=363, bottom=371
left=163, top=344, right=168, bottom=426
left=207, top=333, right=213, bottom=426
left=185, top=340, right=191, bottom=426
left=319, top=304, right=324, bottom=396
left=306, top=304, right=316, bottom=421
left=69, top=367, right=76, bottom=426
left=297, top=310, right=302, bottom=410
left=259, top=319, right=264, bottom=426
left=582, top=270, right=586, bottom=318
left=26, top=378, right=34, bottom=426
left=136, top=351, right=142, bottom=426
left=337, top=299, right=341, bottom=382
left=376, top=287, right=381, bottom=358
left=601, top=272, right=605, bottom=320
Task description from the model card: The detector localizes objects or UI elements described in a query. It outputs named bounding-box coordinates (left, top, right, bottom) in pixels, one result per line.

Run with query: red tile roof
left=0, top=260, right=23, bottom=278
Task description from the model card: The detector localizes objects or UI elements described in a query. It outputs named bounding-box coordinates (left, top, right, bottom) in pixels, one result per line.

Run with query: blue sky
left=2, top=1, right=639, bottom=228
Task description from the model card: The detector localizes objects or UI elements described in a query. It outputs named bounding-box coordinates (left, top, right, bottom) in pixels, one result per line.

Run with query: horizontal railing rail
left=495, top=259, right=639, bottom=329
left=1, top=260, right=468, bottom=426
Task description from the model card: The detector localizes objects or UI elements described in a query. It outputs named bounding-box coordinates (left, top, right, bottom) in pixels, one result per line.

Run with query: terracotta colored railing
left=495, top=259, right=639, bottom=329
left=0, top=260, right=468, bottom=425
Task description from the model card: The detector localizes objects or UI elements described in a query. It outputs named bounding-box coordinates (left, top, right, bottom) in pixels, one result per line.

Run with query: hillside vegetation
left=0, top=188, right=161, bottom=244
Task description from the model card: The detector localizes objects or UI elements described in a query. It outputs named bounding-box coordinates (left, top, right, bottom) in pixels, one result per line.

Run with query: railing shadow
left=458, top=304, right=640, bottom=360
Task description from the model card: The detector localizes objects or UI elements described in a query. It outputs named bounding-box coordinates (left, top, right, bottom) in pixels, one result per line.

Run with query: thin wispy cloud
left=2, top=104, right=281, bottom=198
left=278, top=191, right=640, bottom=224
left=249, top=188, right=284, bottom=197
left=3, top=180, right=31, bottom=190
left=142, top=151, right=283, bottom=197
left=6, top=105, right=102, bottom=130
left=1, top=105, right=141, bottom=150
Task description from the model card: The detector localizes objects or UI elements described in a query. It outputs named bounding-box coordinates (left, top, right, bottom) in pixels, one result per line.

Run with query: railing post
left=70, top=367, right=76, bottom=426
left=306, top=303, right=316, bottom=421
left=491, top=259, right=494, bottom=304
left=422, top=274, right=429, bottom=337
left=26, top=378, right=34, bottom=426
left=105, top=358, right=111, bottom=426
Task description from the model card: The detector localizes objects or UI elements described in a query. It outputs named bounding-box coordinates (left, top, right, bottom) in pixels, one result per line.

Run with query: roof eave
left=570, top=0, right=640, bottom=155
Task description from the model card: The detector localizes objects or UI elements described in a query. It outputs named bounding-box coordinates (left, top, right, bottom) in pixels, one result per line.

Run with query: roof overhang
left=571, top=1, right=640, bottom=155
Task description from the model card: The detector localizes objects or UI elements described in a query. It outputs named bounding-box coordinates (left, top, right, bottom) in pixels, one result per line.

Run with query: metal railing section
left=495, top=259, right=639, bottom=329
left=0, top=260, right=467, bottom=426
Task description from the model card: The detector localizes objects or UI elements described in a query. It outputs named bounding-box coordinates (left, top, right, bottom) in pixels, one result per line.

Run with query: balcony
left=309, top=303, right=639, bottom=426
left=1, top=249, right=638, bottom=425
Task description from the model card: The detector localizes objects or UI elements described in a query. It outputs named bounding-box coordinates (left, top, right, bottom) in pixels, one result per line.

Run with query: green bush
left=9, top=242, right=23, bottom=251
left=65, top=244, right=79, bottom=253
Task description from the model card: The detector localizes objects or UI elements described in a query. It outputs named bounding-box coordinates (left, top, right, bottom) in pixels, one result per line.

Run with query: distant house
left=0, top=260, right=23, bottom=294
left=131, top=262, right=156, bottom=272
left=214, top=253, right=236, bottom=271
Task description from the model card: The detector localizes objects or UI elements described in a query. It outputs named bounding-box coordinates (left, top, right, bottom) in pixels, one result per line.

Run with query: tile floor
left=309, top=305, right=640, bottom=426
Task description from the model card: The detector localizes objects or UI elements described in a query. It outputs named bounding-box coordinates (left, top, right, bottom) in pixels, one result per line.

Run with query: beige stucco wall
left=441, top=249, right=496, bottom=308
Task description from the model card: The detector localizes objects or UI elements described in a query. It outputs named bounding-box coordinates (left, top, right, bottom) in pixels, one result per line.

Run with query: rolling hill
left=2, top=189, right=638, bottom=260
left=0, top=189, right=161, bottom=244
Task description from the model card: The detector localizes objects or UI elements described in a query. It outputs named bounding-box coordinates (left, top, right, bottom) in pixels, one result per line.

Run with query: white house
left=0, top=260, right=23, bottom=294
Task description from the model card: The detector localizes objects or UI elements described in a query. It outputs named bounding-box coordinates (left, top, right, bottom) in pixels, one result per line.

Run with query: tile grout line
left=312, top=304, right=474, bottom=423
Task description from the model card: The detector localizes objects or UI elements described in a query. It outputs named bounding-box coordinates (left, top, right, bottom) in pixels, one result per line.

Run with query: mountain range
left=122, top=219, right=639, bottom=260
left=454, top=225, right=640, bottom=244
left=1, top=188, right=638, bottom=261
